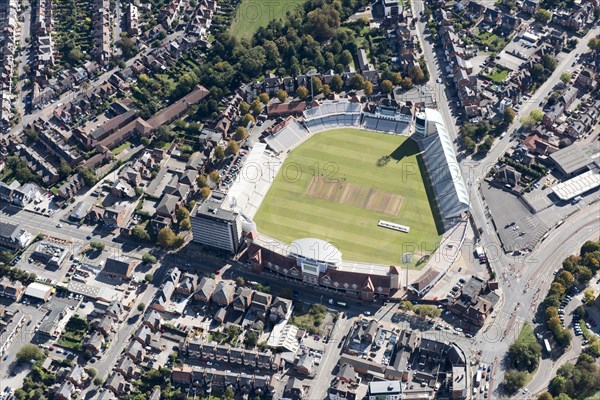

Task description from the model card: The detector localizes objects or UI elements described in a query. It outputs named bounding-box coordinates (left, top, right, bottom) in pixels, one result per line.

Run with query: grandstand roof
left=303, top=101, right=362, bottom=121
left=420, top=109, right=469, bottom=220
left=289, top=238, right=342, bottom=265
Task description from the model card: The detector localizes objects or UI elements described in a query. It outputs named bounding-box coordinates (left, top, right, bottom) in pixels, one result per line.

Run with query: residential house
left=115, top=355, right=139, bottom=378
left=105, top=372, right=130, bottom=395
left=296, top=353, right=314, bottom=376
left=195, top=277, right=216, bottom=302
left=54, top=381, right=75, bottom=400
left=57, top=174, right=85, bottom=199
left=0, top=279, right=24, bottom=301
left=125, top=340, right=146, bottom=361
left=523, top=0, right=539, bottom=15
left=250, top=292, right=272, bottom=320
left=85, top=331, right=104, bottom=354
left=143, top=310, right=162, bottom=331
left=176, top=273, right=198, bottom=296
left=212, top=281, right=235, bottom=306
left=232, top=287, right=253, bottom=312
left=270, top=297, right=292, bottom=321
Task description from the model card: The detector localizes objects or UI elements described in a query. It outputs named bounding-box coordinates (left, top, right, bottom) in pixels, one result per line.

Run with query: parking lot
left=481, top=183, right=550, bottom=252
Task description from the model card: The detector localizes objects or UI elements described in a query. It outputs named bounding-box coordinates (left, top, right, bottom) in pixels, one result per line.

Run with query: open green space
left=254, top=128, right=441, bottom=266
left=487, top=66, right=509, bottom=83
left=229, top=0, right=306, bottom=39
left=516, top=322, right=536, bottom=345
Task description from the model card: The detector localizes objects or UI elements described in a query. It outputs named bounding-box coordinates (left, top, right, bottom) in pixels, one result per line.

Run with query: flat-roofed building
left=190, top=192, right=243, bottom=253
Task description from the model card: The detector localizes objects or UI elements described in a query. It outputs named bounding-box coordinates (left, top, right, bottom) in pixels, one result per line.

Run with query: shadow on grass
left=389, top=137, right=420, bottom=162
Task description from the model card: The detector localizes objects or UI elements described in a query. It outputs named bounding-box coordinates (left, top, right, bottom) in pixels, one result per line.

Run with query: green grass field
left=229, top=0, right=306, bottom=39
left=254, top=129, right=442, bottom=266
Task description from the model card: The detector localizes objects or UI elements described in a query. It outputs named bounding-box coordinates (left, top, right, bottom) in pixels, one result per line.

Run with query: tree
left=239, top=101, right=250, bottom=115
left=583, top=289, right=595, bottom=303
left=250, top=99, right=264, bottom=115
left=549, top=282, right=566, bottom=297
left=538, top=392, right=554, bottom=400
left=531, top=63, right=546, bottom=81
left=330, top=75, right=344, bottom=91
left=546, top=306, right=558, bottom=320
left=236, top=276, right=245, bottom=286
left=296, top=86, right=309, bottom=100
left=213, top=145, right=225, bottom=160
left=89, top=242, right=105, bottom=251
left=504, top=107, right=516, bottom=124
left=464, top=137, right=476, bottom=153
left=209, top=170, right=220, bottom=183
left=350, top=74, right=365, bottom=91
left=408, top=65, right=425, bottom=82
left=86, top=368, right=97, bottom=378
left=400, top=76, right=414, bottom=89
left=117, top=36, right=136, bottom=59
left=226, top=140, right=239, bottom=155
left=224, top=387, right=235, bottom=400
left=93, top=377, right=103, bottom=386
left=67, top=48, right=84, bottom=66
left=339, top=50, right=353, bottom=66
left=197, top=174, right=208, bottom=188
left=200, top=187, right=211, bottom=199
left=16, top=344, right=44, bottom=363
left=142, top=253, right=156, bottom=265
left=242, top=113, right=255, bottom=126
left=556, top=270, right=574, bottom=288
left=508, top=340, right=542, bottom=372
left=144, top=273, right=154, bottom=283
left=276, top=89, right=288, bottom=103
left=58, top=160, right=72, bottom=178
left=305, top=4, right=340, bottom=41
left=322, top=84, right=332, bottom=97
left=588, top=37, right=600, bottom=52
left=176, top=207, right=190, bottom=221
left=245, top=331, right=259, bottom=347
left=535, top=9, right=552, bottom=24
left=542, top=54, right=557, bottom=72
left=363, top=81, right=373, bottom=96
left=504, top=370, right=528, bottom=393
left=381, top=79, right=393, bottom=93
left=131, top=226, right=151, bottom=242
left=157, top=227, right=176, bottom=249
left=258, top=93, right=269, bottom=104
left=560, top=72, right=572, bottom=84
left=137, top=302, right=146, bottom=312
left=179, top=218, right=191, bottom=231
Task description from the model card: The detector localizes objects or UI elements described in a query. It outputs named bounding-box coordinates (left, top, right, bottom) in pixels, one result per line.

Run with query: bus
left=544, top=339, right=551, bottom=353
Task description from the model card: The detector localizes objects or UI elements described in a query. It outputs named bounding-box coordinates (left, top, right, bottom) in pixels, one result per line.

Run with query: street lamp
left=307, top=68, right=317, bottom=99
left=401, top=252, right=412, bottom=290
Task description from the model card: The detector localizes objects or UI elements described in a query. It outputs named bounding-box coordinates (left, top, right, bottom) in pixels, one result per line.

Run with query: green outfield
left=254, top=128, right=442, bottom=266
left=229, top=0, right=306, bottom=39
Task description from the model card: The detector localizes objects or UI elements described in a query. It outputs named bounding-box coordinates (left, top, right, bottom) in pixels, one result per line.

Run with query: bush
left=16, top=344, right=44, bottom=363
left=137, top=302, right=146, bottom=312
left=144, top=273, right=153, bottom=283
left=503, top=370, right=528, bottom=393
left=142, top=253, right=157, bottom=265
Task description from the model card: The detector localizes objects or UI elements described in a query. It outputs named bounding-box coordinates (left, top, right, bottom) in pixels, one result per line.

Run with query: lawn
left=487, top=66, right=509, bottom=83
left=111, top=141, right=131, bottom=155
left=229, top=0, right=306, bottom=39
left=516, top=322, right=536, bottom=345
left=254, top=129, right=442, bottom=266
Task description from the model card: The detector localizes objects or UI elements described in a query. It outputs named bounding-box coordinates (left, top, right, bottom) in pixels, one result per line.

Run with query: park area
left=229, top=0, right=306, bottom=39
left=254, top=128, right=441, bottom=266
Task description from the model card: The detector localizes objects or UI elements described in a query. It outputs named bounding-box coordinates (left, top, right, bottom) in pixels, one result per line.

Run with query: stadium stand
left=418, top=109, right=469, bottom=228
left=303, top=101, right=362, bottom=133
left=264, top=119, right=310, bottom=153
left=361, top=99, right=413, bottom=135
